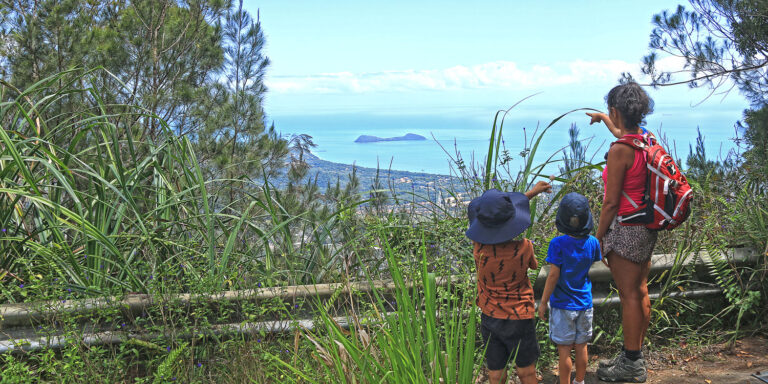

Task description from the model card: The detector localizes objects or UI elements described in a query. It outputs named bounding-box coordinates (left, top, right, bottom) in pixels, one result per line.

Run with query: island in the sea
left=354, top=133, right=427, bottom=143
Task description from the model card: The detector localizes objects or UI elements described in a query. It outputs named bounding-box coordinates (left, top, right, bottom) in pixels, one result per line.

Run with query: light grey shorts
left=549, top=307, right=593, bottom=345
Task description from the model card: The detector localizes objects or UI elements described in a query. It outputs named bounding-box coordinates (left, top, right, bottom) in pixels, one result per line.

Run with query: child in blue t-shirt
left=538, top=192, right=602, bottom=384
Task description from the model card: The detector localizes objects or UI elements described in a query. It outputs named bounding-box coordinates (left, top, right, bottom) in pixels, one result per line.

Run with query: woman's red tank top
left=602, top=134, right=647, bottom=215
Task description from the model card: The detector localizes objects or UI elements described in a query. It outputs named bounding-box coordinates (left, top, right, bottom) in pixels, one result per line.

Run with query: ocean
left=272, top=109, right=743, bottom=176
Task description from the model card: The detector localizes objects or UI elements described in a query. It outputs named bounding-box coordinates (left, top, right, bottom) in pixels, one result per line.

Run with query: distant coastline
left=303, top=150, right=451, bottom=179
left=274, top=150, right=461, bottom=199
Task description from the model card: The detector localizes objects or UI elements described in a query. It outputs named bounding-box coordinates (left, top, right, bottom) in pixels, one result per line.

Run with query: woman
left=586, top=82, right=656, bottom=383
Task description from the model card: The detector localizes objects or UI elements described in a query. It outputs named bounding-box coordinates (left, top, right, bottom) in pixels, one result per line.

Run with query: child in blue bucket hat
left=466, top=180, right=552, bottom=384
left=538, top=192, right=602, bottom=384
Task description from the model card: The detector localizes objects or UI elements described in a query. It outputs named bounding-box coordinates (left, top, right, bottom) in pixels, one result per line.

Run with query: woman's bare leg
left=607, top=251, right=651, bottom=350
left=638, top=259, right=651, bottom=345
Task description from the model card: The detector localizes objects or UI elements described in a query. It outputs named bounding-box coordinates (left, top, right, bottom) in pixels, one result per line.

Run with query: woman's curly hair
left=605, top=82, right=654, bottom=128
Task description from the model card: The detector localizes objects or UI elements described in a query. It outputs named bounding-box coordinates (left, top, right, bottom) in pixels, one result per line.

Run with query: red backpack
left=614, top=132, right=693, bottom=230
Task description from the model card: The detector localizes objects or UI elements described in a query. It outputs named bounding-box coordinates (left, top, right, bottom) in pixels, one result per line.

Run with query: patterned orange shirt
left=473, top=239, right=538, bottom=320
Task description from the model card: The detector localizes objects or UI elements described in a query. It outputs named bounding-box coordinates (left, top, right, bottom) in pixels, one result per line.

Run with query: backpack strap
left=644, top=130, right=657, bottom=146
left=610, top=134, right=650, bottom=211
left=622, top=191, right=640, bottom=208
left=613, top=136, right=649, bottom=151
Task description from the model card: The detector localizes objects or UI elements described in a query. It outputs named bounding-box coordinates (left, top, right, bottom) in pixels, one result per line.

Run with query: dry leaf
left=357, top=328, right=371, bottom=349
left=293, top=328, right=300, bottom=355
left=304, top=333, right=334, bottom=367
left=330, top=316, right=351, bottom=336
left=748, top=362, right=753, bottom=368
left=333, top=340, right=353, bottom=382
left=334, top=340, right=350, bottom=365
left=705, top=380, right=712, bottom=384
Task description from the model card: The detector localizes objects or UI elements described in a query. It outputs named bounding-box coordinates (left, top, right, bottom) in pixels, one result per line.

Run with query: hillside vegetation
left=0, top=0, right=766, bottom=382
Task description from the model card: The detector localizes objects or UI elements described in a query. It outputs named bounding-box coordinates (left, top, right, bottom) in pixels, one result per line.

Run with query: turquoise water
left=273, top=110, right=742, bottom=176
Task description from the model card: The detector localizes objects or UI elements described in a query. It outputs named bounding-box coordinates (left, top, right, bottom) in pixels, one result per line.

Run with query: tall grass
left=0, top=69, right=371, bottom=300
left=271, top=234, right=479, bottom=384
left=2, top=71, right=765, bottom=383
left=440, top=100, right=605, bottom=242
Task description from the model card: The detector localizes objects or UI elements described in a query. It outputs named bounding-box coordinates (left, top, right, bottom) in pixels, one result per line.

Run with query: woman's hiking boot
left=598, top=350, right=625, bottom=369
left=596, top=354, right=647, bottom=383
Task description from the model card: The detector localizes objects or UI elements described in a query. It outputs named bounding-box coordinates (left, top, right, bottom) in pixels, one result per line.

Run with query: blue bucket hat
left=555, top=192, right=594, bottom=237
left=466, top=189, right=531, bottom=244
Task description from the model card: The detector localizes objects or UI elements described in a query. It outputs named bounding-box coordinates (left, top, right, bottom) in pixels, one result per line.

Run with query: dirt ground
left=488, top=336, right=768, bottom=383
left=540, top=336, right=768, bottom=384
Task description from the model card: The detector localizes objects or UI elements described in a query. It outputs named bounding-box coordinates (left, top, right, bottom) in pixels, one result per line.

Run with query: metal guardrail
left=0, top=248, right=759, bottom=353
left=0, top=276, right=471, bottom=328
left=533, top=246, right=759, bottom=293
left=0, top=288, right=724, bottom=353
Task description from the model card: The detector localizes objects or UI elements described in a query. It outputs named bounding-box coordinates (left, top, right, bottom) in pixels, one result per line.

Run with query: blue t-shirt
left=545, top=235, right=602, bottom=311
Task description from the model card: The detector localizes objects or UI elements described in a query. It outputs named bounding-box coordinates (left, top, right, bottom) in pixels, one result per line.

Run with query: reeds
left=0, top=69, right=371, bottom=299
left=3, top=69, right=764, bottom=383
left=271, top=235, right=479, bottom=383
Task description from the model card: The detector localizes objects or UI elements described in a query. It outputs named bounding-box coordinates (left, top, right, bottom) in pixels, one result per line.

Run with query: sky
left=238, top=1, right=749, bottom=175
left=243, top=0, right=749, bottom=119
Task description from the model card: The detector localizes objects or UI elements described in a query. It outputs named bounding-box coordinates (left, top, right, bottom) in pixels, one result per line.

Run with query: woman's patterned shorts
left=602, top=217, right=658, bottom=263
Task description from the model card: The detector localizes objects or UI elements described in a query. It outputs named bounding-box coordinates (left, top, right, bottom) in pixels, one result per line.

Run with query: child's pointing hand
left=525, top=181, right=552, bottom=198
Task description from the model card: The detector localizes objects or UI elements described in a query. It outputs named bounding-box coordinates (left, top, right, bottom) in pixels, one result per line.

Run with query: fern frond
left=154, top=342, right=189, bottom=384
left=702, top=242, right=737, bottom=294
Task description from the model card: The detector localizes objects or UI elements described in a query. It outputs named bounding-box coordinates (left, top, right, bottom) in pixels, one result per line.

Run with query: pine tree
left=559, top=123, right=586, bottom=177
left=643, top=0, right=768, bottom=104
left=0, top=0, right=310, bottom=191
left=1, top=0, right=226, bottom=142
left=739, top=107, right=768, bottom=184
left=642, top=0, right=768, bottom=185
left=194, top=0, right=289, bottom=197
left=112, top=0, right=226, bottom=140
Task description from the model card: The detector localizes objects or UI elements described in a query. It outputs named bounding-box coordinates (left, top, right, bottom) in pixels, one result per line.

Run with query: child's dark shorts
left=480, top=314, right=539, bottom=370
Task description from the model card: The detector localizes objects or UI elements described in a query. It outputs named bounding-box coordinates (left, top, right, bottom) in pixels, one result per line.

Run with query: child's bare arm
left=537, top=264, right=560, bottom=321
left=587, top=112, right=621, bottom=138
left=524, top=181, right=552, bottom=200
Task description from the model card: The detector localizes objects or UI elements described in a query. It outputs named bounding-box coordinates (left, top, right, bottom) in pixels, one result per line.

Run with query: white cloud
left=650, top=55, right=690, bottom=73
left=265, top=59, right=641, bottom=94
